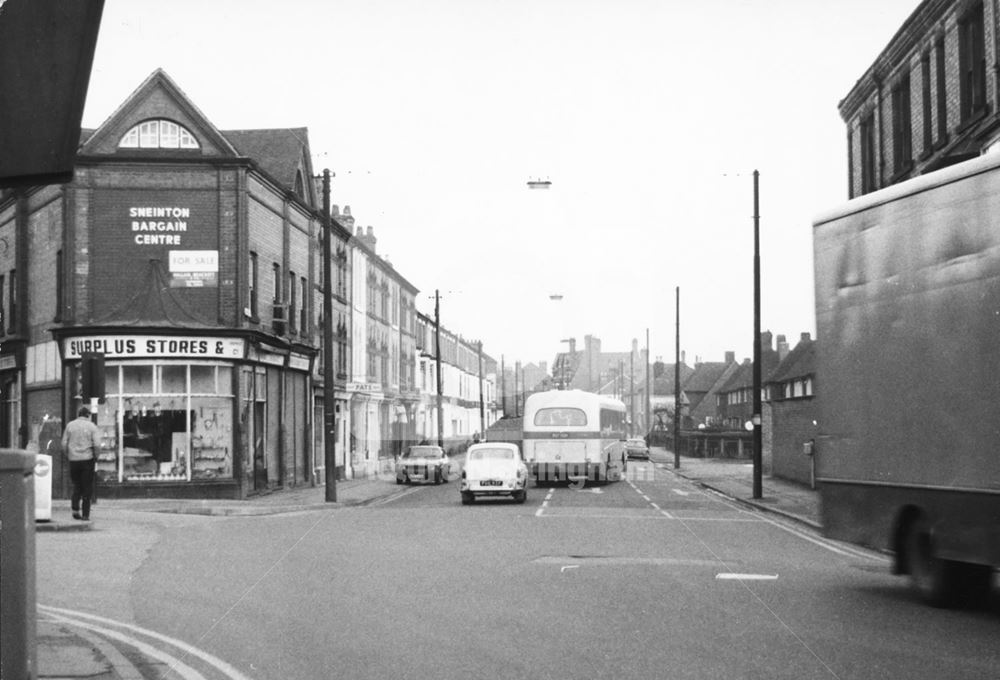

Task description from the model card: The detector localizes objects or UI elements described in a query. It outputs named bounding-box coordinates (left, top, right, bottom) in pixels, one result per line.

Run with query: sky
left=79, top=0, right=921, bottom=369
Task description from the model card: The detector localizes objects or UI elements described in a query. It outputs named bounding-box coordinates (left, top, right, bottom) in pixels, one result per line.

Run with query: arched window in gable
left=119, top=119, right=200, bottom=149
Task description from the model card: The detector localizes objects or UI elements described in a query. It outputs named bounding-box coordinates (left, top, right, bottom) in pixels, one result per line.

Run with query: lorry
left=812, top=151, right=1000, bottom=607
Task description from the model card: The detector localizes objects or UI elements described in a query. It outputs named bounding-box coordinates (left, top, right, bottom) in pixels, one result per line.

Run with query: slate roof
left=768, top=336, right=816, bottom=384
left=222, top=127, right=313, bottom=197
left=719, top=350, right=782, bottom=392
left=683, top=362, right=732, bottom=393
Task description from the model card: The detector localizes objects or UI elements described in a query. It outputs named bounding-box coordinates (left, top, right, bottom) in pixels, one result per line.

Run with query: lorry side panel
left=813, top=153, right=1000, bottom=565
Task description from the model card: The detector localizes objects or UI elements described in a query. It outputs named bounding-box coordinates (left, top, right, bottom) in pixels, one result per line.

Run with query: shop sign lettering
left=130, top=206, right=189, bottom=245
left=65, top=335, right=246, bottom=359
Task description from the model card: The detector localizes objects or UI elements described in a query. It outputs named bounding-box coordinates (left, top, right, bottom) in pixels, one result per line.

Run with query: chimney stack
left=777, top=334, right=790, bottom=361
left=725, top=351, right=735, bottom=364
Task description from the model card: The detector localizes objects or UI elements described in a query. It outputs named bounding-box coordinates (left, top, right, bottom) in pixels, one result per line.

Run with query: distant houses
left=537, top=330, right=818, bottom=486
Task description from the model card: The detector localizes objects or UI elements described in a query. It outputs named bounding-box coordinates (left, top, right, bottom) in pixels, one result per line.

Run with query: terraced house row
left=0, top=69, right=500, bottom=500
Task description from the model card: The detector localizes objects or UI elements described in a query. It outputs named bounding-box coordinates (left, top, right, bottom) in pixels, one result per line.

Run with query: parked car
left=395, top=445, right=451, bottom=484
left=460, top=442, right=528, bottom=504
left=625, top=437, right=649, bottom=460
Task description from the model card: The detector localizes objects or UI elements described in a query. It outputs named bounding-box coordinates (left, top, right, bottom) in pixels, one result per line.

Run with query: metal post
left=630, top=350, right=635, bottom=436
left=0, top=450, right=38, bottom=680
left=477, top=340, right=485, bottom=436
left=752, top=169, right=763, bottom=499
left=322, top=170, right=337, bottom=502
left=645, top=328, right=650, bottom=440
left=500, top=354, right=506, bottom=417
left=435, top=289, right=444, bottom=450
left=674, top=286, right=681, bottom=470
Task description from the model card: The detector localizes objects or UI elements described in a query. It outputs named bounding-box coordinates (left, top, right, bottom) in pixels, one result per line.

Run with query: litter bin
left=34, top=453, right=53, bottom=522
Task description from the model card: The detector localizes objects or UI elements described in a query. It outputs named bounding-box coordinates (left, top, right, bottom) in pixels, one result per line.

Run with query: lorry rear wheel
left=905, top=516, right=957, bottom=607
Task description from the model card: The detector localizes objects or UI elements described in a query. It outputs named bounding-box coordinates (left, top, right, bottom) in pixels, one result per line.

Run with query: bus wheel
left=905, top=515, right=957, bottom=607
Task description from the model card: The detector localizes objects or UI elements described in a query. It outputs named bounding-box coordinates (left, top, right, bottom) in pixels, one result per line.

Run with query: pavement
left=650, top=448, right=822, bottom=530
left=26, top=456, right=821, bottom=679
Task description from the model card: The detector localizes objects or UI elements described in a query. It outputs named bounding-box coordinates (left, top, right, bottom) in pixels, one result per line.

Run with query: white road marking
left=672, top=488, right=690, bottom=496
left=716, top=573, right=779, bottom=581
left=42, top=612, right=210, bottom=680
left=560, top=565, right=579, bottom=573
left=535, top=488, right=555, bottom=517
left=40, top=605, right=254, bottom=680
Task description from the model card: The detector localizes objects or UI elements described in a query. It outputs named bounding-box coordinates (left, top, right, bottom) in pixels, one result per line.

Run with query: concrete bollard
left=0, top=449, right=38, bottom=680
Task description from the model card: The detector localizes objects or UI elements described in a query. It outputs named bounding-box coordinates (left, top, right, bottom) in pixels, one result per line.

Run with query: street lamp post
left=752, top=170, right=763, bottom=500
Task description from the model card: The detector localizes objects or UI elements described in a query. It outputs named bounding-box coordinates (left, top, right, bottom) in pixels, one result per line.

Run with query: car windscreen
left=404, top=447, right=443, bottom=458
left=532, top=407, right=587, bottom=427
left=468, top=448, right=515, bottom=461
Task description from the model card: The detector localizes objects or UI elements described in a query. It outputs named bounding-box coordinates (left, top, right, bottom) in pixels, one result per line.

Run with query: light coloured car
left=460, top=442, right=528, bottom=504
left=625, top=437, right=649, bottom=460
left=395, top=445, right=451, bottom=484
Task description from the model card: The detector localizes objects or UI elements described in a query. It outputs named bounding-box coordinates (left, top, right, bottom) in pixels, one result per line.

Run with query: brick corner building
left=841, top=0, right=1000, bottom=197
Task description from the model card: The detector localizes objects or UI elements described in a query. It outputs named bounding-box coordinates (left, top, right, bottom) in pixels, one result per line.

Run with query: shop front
left=57, top=332, right=312, bottom=499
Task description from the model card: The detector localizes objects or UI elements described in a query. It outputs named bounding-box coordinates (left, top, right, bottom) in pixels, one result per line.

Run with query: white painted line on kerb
left=41, top=605, right=254, bottom=680
left=716, top=573, right=779, bottom=581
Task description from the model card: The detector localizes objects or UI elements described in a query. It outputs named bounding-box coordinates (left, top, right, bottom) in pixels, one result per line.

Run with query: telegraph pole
left=435, top=289, right=444, bottom=450
left=674, top=286, right=681, bottom=470
left=322, top=169, right=337, bottom=502
left=477, top=340, right=485, bottom=437
left=630, top=350, right=635, bottom=436
left=500, top=354, right=506, bottom=417
left=645, top=328, right=651, bottom=440
left=752, top=170, right=763, bottom=499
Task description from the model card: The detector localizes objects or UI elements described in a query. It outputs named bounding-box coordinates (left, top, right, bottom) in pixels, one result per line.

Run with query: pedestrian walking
left=62, top=406, right=101, bottom=521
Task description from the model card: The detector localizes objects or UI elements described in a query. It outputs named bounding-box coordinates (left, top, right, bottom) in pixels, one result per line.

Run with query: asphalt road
left=36, top=459, right=1000, bottom=680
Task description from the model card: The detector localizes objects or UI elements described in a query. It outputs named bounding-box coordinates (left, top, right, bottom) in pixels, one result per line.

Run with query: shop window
left=92, top=363, right=235, bottom=484
left=123, top=365, right=153, bottom=393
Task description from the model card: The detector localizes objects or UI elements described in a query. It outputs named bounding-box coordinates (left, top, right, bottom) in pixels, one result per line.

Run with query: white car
left=460, top=442, right=528, bottom=504
left=395, top=445, right=451, bottom=484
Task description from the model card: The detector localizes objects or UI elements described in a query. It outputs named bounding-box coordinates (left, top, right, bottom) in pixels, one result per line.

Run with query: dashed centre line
left=535, top=487, right=555, bottom=517
left=628, top=478, right=674, bottom=518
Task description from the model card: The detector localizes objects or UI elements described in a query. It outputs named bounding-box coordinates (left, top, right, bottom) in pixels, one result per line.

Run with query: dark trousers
left=69, top=458, right=95, bottom=518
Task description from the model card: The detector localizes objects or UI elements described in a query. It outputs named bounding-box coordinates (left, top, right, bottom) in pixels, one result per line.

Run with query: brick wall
left=768, top=397, right=819, bottom=486
left=842, top=1, right=1000, bottom=197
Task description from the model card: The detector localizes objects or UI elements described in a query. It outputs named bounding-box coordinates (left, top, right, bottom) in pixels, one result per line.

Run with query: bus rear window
left=533, top=408, right=587, bottom=427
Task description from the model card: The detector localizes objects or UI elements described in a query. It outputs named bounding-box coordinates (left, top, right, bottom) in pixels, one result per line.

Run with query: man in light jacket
left=62, top=406, right=102, bottom=521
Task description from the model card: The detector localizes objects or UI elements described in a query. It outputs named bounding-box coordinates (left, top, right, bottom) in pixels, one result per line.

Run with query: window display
left=84, top=362, right=234, bottom=483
